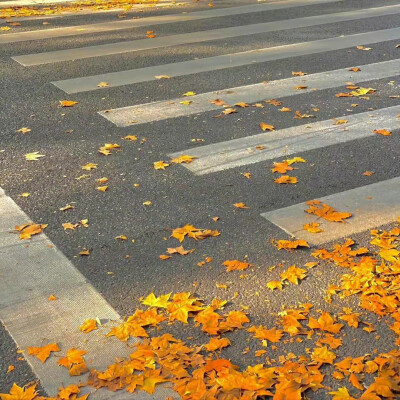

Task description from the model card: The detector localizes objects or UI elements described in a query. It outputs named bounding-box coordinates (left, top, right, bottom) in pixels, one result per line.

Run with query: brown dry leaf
left=374, top=129, right=391, bottom=136
left=305, top=200, right=352, bottom=222
left=273, top=239, right=309, bottom=251
left=79, top=318, right=98, bottom=333
left=159, top=254, right=171, bottom=260
left=265, top=99, right=282, bottom=106
left=274, top=175, right=297, bottom=184
left=14, top=222, right=47, bottom=239
left=209, top=99, right=227, bottom=106
left=295, top=85, right=308, bottom=90
left=222, top=259, right=253, bottom=272
left=59, top=100, right=78, bottom=107
left=167, top=246, right=194, bottom=255
left=234, top=202, right=249, bottom=209
left=303, top=222, right=324, bottom=233
left=154, top=161, right=170, bottom=170
left=234, top=102, right=249, bottom=108
left=333, top=119, right=348, bottom=125
left=335, top=92, right=353, bottom=97
left=279, top=107, right=292, bottom=112
left=27, top=343, right=60, bottom=363
left=171, top=155, right=196, bottom=164
left=259, top=123, right=275, bottom=131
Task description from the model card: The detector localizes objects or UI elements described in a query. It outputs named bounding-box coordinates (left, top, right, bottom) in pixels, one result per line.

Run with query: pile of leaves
left=3, top=224, right=400, bottom=400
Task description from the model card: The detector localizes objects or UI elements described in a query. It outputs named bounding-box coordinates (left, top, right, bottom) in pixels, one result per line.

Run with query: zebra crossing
left=1, top=0, right=400, bottom=395
left=3, top=0, right=400, bottom=243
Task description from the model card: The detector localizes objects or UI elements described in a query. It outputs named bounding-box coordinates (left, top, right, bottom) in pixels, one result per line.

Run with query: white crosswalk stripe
left=13, top=5, right=400, bottom=66
left=169, top=105, right=400, bottom=175
left=98, top=59, right=400, bottom=126
left=261, top=177, right=400, bottom=245
left=0, top=0, right=339, bottom=44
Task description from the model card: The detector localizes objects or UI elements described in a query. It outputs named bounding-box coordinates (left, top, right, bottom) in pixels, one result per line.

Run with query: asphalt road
left=0, top=0, right=399, bottom=397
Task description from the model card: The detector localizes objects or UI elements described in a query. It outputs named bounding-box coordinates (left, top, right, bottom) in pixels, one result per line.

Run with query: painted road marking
left=169, top=105, right=400, bottom=175
left=0, top=0, right=340, bottom=44
left=97, top=59, right=400, bottom=126
left=0, top=187, right=177, bottom=399
left=261, top=177, right=400, bottom=245
left=13, top=5, right=400, bottom=66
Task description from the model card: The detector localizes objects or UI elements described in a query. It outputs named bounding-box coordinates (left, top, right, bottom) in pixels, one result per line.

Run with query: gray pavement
left=0, top=0, right=399, bottom=398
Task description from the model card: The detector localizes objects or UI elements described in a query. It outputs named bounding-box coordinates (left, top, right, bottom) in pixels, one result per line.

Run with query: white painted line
left=0, top=0, right=339, bottom=43
left=170, top=105, right=400, bottom=175
left=169, top=106, right=400, bottom=175
left=14, top=5, right=400, bottom=66
left=261, top=177, right=400, bottom=245
left=0, top=186, right=177, bottom=399
left=98, top=58, right=400, bottom=126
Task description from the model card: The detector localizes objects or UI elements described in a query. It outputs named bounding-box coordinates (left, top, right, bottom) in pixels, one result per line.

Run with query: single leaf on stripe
left=27, top=343, right=60, bottom=363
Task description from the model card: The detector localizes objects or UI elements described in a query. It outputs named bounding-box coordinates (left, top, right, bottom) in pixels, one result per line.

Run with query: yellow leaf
left=241, top=172, right=251, bottom=179
left=79, top=318, right=98, bottom=333
left=274, top=175, right=297, bottom=184
left=204, top=337, right=231, bottom=351
left=273, top=239, right=309, bottom=250
left=17, top=127, right=31, bottom=134
left=311, top=345, right=336, bottom=364
left=183, top=91, right=196, bottom=96
left=266, top=280, right=283, bottom=290
left=142, top=292, right=171, bottom=308
left=24, top=152, right=45, bottom=161
left=303, top=222, right=323, bottom=233
left=81, top=163, right=97, bottom=170
left=374, top=129, right=391, bottom=136
left=143, top=201, right=152, bottom=206
left=233, top=202, right=249, bottom=209
left=27, top=343, right=60, bottom=363
left=97, top=81, right=109, bottom=87
left=0, top=383, right=38, bottom=400
left=123, top=135, right=138, bottom=141
left=171, top=155, right=196, bottom=164
left=155, top=75, right=170, bottom=79
left=6, top=365, right=14, bottom=373
left=154, top=161, right=170, bottom=170
left=222, top=259, right=253, bottom=272
left=292, top=71, right=307, bottom=76
left=59, top=100, right=78, bottom=107
left=286, top=157, right=306, bottom=164
left=96, top=185, right=108, bottom=192
left=180, top=100, right=192, bottom=105
left=351, top=87, right=375, bottom=96
left=259, top=123, right=275, bottom=131
left=48, top=294, right=58, bottom=301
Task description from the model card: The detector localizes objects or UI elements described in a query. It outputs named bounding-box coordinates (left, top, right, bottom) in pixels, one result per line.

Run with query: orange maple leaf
left=308, top=312, right=343, bottom=333
left=27, top=343, right=60, bottom=363
left=222, top=259, right=253, bottom=272
left=273, top=239, right=309, bottom=251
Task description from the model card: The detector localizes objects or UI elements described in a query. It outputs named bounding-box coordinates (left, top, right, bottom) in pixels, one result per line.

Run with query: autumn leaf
left=142, top=292, right=171, bottom=308
left=241, top=172, right=251, bottom=179
left=171, top=155, right=196, bottom=164
left=48, top=294, right=58, bottom=301
left=14, top=222, right=47, bottom=239
left=233, top=202, right=249, bottom=209
left=292, top=71, right=307, bottom=76
left=180, top=100, right=192, bottom=105
left=17, top=127, right=31, bottom=134
left=374, top=129, right=391, bottom=136
left=183, top=91, right=196, bottom=96
left=247, top=326, right=283, bottom=343
left=329, top=387, right=357, bottom=400
left=59, top=100, right=78, bottom=107
left=6, top=365, right=14, bottom=373
left=222, top=107, right=237, bottom=115
left=97, top=81, right=109, bottom=87
left=123, top=135, right=138, bottom=141
left=286, top=157, right=306, bottom=165
left=295, top=85, right=308, bottom=90
left=155, top=75, right=170, bottom=79
left=305, top=200, right=352, bottom=222
left=259, top=123, right=275, bottom=131
left=274, top=175, right=297, bottom=184
left=279, top=107, right=292, bottom=112
left=0, top=383, right=38, bottom=400
left=81, top=163, right=97, bottom=170
left=333, top=119, right=348, bottom=125
left=171, top=224, right=219, bottom=242
left=265, top=99, right=282, bottom=106
left=167, top=292, right=204, bottom=323
left=266, top=280, right=283, bottom=290
left=271, top=161, right=293, bottom=173
left=58, top=348, right=88, bottom=376
left=308, top=312, right=343, bottom=333
left=79, top=318, right=98, bottom=333
left=138, top=369, right=165, bottom=394
left=234, top=102, right=249, bottom=108
left=280, top=265, right=307, bottom=284
left=27, top=343, right=60, bottom=363
left=222, top=259, right=253, bottom=272
left=351, top=87, right=375, bottom=96
left=24, top=152, right=45, bottom=161
left=303, top=222, right=323, bottom=233
left=311, top=346, right=336, bottom=364
left=210, top=98, right=227, bottom=106
left=96, top=185, right=108, bottom=192
left=204, top=337, right=231, bottom=351
left=146, top=30, right=156, bottom=38
left=294, top=110, right=315, bottom=119
left=167, top=246, right=194, bottom=255
left=363, top=171, right=374, bottom=176
left=273, top=239, right=309, bottom=251
left=349, top=67, right=361, bottom=72
left=154, top=161, right=170, bottom=170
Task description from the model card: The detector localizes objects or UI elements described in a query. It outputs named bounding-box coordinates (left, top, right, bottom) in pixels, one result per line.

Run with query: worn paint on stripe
left=170, top=105, right=400, bottom=175
left=0, top=187, right=177, bottom=399
left=98, top=58, right=400, bottom=126
left=14, top=5, right=400, bottom=66
left=0, top=0, right=339, bottom=44
left=261, top=177, right=400, bottom=245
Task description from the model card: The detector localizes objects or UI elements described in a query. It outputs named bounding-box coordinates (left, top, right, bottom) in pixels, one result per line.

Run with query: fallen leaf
left=357, top=45, right=372, bottom=50
left=0, top=383, right=38, bottom=400
left=234, top=202, right=249, bottom=209
left=81, top=163, right=97, bottom=170
left=96, top=185, right=108, bottom=192
left=14, top=222, right=47, bottom=239
left=167, top=246, right=194, bottom=255
left=59, top=100, right=78, bottom=107
left=272, top=239, right=309, bottom=250
left=209, top=99, right=227, bottom=106
left=204, top=337, right=231, bottom=351
left=154, top=161, right=170, bottom=170
left=259, top=123, right=275, bottom=131
left=155, top=75, right=170, bottom=79
left=242, top=172, right=251, bottom=179
left=79, top=319, right=98, bottom=333
left=183, top=91, right=196, bottom=96
left=222, top=260, right=253, bottom=272
left=292, top=71, right=307, bottom=76
left=349, top=67, right=361, bottom=72
left=303, top=222, right=324, bottom=233
left=27, top=343, right=60, bottom=363
left=6, top=365, right=14, bottom=373
left=180, top=100, right=192, bottom=105
left=333, top=119, right=348, bottom=125
left=274, top=175, right=297, bottom=184
left=48, top=294, right=58, bottom=301
left=305, top=200, right=352, bottom=222
left=363, top=171, right=374, bottom=176
left=171, top=155, right=196, bottom=164
left=123, top=135, right=138, bottom=141
left=295, top=85, right=308, bottom=90
left=24, top=152, right=45, bottom=161
left=222, top=107, right=237, bottom=115
left=271, top=161, right=293, bottom=174
left=17, top=127, right=31, bottom=134
left=234, top=102, right=249, bottom=108
left=279, top=107, right=292, bottom=112
left=97, top=82, right=109, bottom=87
left=374, top=129, right=391, bottom=136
